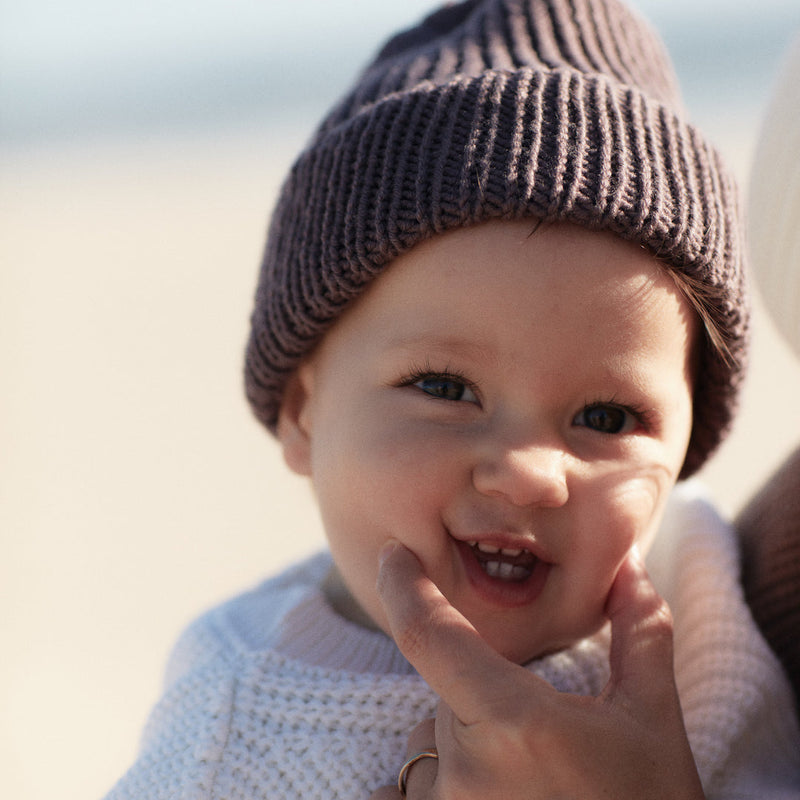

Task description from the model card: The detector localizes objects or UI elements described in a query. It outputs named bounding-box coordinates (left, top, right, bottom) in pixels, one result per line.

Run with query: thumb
left=604, top=549, right=677, bottom=704
left=376, top=540, right=519, bottom=723
left=602, top=551, right=704, bottom=795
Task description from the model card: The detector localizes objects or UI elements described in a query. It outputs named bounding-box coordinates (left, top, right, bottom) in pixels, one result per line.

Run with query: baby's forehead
left=362, top=219, right=674, bottom=304
left=331, top=219, right=696, bottom=364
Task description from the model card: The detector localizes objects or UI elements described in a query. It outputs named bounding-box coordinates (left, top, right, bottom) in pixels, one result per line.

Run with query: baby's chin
left=485, top=627, right=607, bottom=668
left=323, top=567, right=612, bottom=665
left=321, top=561, right=612, bottom=667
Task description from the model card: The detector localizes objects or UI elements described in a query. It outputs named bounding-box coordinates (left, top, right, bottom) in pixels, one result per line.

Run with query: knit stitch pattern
left=737, top=445, right=800, bottom=716
left=105, top=488, right=800, bottom=799
left=105, top=555, right=611, bottom=800
left=244, top=0, right=749, bottom=478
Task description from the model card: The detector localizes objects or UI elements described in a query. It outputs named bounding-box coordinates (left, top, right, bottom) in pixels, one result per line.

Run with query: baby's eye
left=412, top=374, right=479, bottom=404
left=574, top=403, right=637, bottom=434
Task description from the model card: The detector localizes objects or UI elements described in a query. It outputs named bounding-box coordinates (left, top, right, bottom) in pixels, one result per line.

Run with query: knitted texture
left=103, top=489, right=800, bottom=799
left=104, top=554, right=612, bottom=800
left=647, top=483, right=800, bottom=795
left=245, top=0, right=749, bottom=478
left=737, top=445, right=800, bottom=715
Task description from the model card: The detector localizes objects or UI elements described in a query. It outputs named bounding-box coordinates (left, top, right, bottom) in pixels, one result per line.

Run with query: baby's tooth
left=511, top=565, right=530, bottom=580
left=475, top=542, right=527, bottom=557
left=498, top=562, right=514, bottom=579
left=484, top=561, right=501, bottom=577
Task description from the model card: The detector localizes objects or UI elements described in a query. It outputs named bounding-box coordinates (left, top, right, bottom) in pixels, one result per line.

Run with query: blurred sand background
left=2, top=2, right=800, bottom=798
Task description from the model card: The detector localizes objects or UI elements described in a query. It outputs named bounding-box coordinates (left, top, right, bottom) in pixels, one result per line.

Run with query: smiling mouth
left=467, top=541, right=537, bottom=581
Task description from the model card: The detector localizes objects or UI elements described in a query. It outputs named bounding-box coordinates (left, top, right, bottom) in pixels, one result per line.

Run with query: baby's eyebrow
left=384, top=334, right=495, bottom=364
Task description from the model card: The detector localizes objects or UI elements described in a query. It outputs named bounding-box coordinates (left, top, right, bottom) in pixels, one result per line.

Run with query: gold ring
left=397, top=748, right=439, bottom=797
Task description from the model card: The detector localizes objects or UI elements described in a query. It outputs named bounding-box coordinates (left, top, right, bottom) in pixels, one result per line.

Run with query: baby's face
left=282, top=219, right=696, bottom=664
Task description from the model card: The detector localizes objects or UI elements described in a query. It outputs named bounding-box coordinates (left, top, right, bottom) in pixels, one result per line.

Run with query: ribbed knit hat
left=245, top=0, right=749, bottom=478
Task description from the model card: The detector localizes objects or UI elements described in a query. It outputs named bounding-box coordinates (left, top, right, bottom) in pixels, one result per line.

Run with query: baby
left=105, top=1, right=800, bottom=798
left=279, top=218, right=697, bottom=667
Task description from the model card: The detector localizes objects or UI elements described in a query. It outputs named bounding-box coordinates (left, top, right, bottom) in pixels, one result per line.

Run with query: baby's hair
left=527, top=219, right=731, bottom=370
left=664, top=267, right=734, bottom=368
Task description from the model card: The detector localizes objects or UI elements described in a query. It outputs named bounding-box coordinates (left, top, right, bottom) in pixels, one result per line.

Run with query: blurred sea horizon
left=3, top=1, right=800, bottom=165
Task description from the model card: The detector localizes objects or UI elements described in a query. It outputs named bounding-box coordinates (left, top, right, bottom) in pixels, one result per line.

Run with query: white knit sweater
left=105, top=484, right=800, bottom=799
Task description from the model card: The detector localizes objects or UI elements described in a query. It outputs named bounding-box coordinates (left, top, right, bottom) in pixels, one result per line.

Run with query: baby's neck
left=322, top=564, right=382, bottom=633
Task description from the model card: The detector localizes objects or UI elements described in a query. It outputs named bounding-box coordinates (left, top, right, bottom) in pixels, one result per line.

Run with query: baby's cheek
left=574, top=482, right=660, bottom=630
left=605, top=474, right=667, bottom=557
left=370, top=422, right=461, bottom=491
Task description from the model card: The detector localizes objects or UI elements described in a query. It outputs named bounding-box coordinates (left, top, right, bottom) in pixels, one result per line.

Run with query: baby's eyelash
left=621, top=402, right=653, bottom=429
left=401, top=371, right=473, bottom=389
left=584, top=398, right=654, bottom=429
left=397, top=361, right=472, bottom=387
left=396, top=362, right=481, bottom=404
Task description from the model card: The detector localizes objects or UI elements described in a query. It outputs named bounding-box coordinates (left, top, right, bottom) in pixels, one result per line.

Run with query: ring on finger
left=397, top=748, right=439, bottom=797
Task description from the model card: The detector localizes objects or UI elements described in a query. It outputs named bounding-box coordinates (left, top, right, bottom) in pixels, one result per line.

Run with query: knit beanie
left=245, top=0, right=749, bottom=478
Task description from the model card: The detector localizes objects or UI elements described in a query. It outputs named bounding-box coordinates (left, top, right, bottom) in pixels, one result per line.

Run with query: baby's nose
left=471, top=437, right=569, bottom=508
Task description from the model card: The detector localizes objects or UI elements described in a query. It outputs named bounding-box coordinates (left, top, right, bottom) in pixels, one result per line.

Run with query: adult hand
left=369, top=542, right=705, bottom=800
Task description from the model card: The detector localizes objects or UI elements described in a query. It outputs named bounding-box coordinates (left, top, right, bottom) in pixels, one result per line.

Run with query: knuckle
left=471, top=698, right=546, bottom=756
left=647, top=597, right=675, bottom=638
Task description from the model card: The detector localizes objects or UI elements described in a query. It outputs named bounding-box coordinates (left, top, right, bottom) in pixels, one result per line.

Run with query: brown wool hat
left=245, top=0, right=749, bottom=478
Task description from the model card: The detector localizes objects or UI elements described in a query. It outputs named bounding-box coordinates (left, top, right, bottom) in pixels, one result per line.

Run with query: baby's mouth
left=467, top=541, right=537, bottom=582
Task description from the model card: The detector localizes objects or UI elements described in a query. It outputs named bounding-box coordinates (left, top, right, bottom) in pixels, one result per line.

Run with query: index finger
left=376, top=541, right=538, bottom=722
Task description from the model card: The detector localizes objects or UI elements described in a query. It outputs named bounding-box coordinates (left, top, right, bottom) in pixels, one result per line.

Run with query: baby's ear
left=276, top=364, right=314, bottom=477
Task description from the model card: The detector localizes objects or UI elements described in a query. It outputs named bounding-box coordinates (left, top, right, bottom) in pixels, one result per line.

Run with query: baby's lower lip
left=455, top=539, right=551, bottom=608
